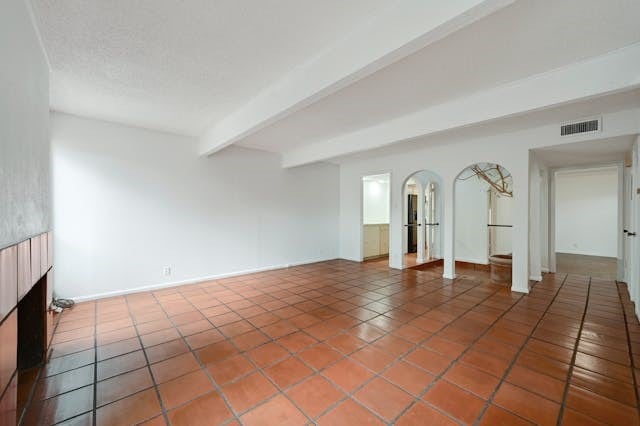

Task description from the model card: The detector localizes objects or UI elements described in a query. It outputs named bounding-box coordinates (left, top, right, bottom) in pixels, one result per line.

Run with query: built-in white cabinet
left=364, top=224, right=389, bottom=259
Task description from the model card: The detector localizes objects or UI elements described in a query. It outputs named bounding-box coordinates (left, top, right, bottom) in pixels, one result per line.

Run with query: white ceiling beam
left=198, top=0, right=516, bottom=156
left=282, top=43, right=640, bottom=168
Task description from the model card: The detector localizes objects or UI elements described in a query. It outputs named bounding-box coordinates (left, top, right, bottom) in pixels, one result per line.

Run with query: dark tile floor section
left=19, top=260, right=640, bottom=425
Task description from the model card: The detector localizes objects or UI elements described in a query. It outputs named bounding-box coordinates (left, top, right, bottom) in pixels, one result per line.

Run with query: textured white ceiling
left=238, top=0, right=640, bottom=153
left=31, top=0, right=389, bottom=135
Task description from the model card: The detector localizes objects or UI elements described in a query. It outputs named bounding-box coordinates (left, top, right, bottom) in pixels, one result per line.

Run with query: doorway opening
left=554, top=166, right=619, bottom=280
left=455, top=163, right=513, bottom=283
left=362, top=174, right=390, bottom=262
left=402, top=170, right=442, bottom=269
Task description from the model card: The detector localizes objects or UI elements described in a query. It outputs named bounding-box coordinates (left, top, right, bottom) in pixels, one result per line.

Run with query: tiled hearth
left=20, top=260, right=640, bottom=425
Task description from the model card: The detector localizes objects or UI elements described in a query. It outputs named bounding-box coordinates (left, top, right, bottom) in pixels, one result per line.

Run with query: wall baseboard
left=71, top=257, right=337, bottom=302
left=541, top=267, right=550, bottom=273
left=529, top=275, right=543, bottom=282
left=555, top=250, right=617, bottom=259
left=455, top=257, right=489, bottom=265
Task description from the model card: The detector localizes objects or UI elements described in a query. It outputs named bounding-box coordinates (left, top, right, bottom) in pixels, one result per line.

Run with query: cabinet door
left=363, top=225, right=381, bottom=258
left=379, top=225, right=389, bottom=255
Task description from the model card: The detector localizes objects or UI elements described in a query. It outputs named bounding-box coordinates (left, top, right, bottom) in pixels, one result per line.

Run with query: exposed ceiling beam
left=282, top=43, right=640, bottom=168
left=198, top=0, right=516, bottom=156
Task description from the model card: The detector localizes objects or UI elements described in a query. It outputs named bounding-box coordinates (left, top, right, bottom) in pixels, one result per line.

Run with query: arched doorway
left=402, top=170, right=443, bottom=268
left=454, top=163, right=513, bottom=282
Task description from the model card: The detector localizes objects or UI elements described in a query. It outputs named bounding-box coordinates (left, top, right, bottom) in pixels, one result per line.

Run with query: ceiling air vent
left=560, top=118, right=600, bottom=136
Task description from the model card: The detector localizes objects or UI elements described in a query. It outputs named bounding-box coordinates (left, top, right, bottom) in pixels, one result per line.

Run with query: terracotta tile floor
left=20, top=260, right=640, bottom=425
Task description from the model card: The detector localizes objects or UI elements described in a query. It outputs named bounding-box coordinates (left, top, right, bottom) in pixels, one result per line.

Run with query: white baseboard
left=71, top=257, right=336, bottom=302
left=541, top=267, right=550, bottom=273
left=511, top=285, right=530, bottom=294
left=529, top=275, right=543, bottom=282
left=555, top=250, right=616, bottom=258
left=455, top=257, right=489, bottom=265
left=443, top=273, right=457, bottom=279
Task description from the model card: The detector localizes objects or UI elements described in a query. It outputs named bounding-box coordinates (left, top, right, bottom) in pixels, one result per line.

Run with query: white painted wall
left=0, top=0, right=50, bottom=249
left=338, top=107, right=639, bottom=293
left=52, top=113, right=339, bottom=300
left=362, top=175, right=390, bottom=224
left=455, top=177, right=488, bottom=264
left=555, top=167, right=618, bottom=257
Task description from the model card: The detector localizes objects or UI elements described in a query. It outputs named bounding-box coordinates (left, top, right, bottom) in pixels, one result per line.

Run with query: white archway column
left=443, top=177, right=456, bottom=279
left=548, top=171, right=557, bottom=273
left=416, top=181, right=426, bottom=264
left=617, top=164, right=625, bottom=282
left=389, top=178, right=404, bottom=269
left=512, top=155, right=530, bottom=293
left=529, top=154, right=542, bottom=281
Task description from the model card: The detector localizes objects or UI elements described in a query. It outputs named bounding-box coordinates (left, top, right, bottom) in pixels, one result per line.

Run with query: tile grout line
left=123, top=296, right=172, bottom=425
left=15, top=300, right=68, bottom=425
left=615, top=281, right=640, bottom=419
left=150, top=268, right=480, bottom=425
left=556, top=276, right=591, bottom=426
left=148, top=288, right=245, bottom=426
left=25, top=262, right=638, bottom=425
left=381, top=283, right=512, bottom=424
left=471, top=273, right=569, bottom=425
left=28, top=271, right=502, bottom=425
left=185, top=267, right=465, bottom=424
left=308, top=275, right=502, bottom=424
left=178, top=277, right=360, bottom=424
left=394, top=279, right=531, bottom=425
left=283, top=275, right=508, bottom=424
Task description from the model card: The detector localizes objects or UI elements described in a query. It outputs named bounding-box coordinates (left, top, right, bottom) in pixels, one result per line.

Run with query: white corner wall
left=0, top=0, right=50, bottom=249
left=51, top=113, right=339, bottom=300
left=555, top=167, right=619, bottom=257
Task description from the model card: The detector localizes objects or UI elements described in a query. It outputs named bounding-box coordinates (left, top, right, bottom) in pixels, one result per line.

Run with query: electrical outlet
left=163, top=266, right=171, bottom=276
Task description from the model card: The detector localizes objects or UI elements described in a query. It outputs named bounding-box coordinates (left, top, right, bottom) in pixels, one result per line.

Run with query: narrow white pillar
left=512, top=155, right=530, bottom=293
left=529, top=155, right=542, bottom=281
left=539, top=169, right=550, bottom=273
left=416, top=181, right=426, bottom=263
left=617, top=164, right=625, bottom=281
left=443, top=177, right=456, bottom=279
left=548, top=170, right=557, bottom=273
left=389, top=178, right=404, bottom=269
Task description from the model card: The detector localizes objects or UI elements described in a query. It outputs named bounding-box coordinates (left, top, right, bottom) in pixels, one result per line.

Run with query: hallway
left=20, top=261, right=640, bottom=425
left=556, top=253, right=618, bottom=281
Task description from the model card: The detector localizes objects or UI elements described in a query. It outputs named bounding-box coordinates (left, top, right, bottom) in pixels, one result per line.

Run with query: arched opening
left=402, top=170, right=443, bottom=269
left=455, top=163, right=513, bottom=283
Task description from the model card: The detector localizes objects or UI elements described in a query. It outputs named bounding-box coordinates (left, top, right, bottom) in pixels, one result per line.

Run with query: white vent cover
left=561, top=117, right=601, bottom=136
